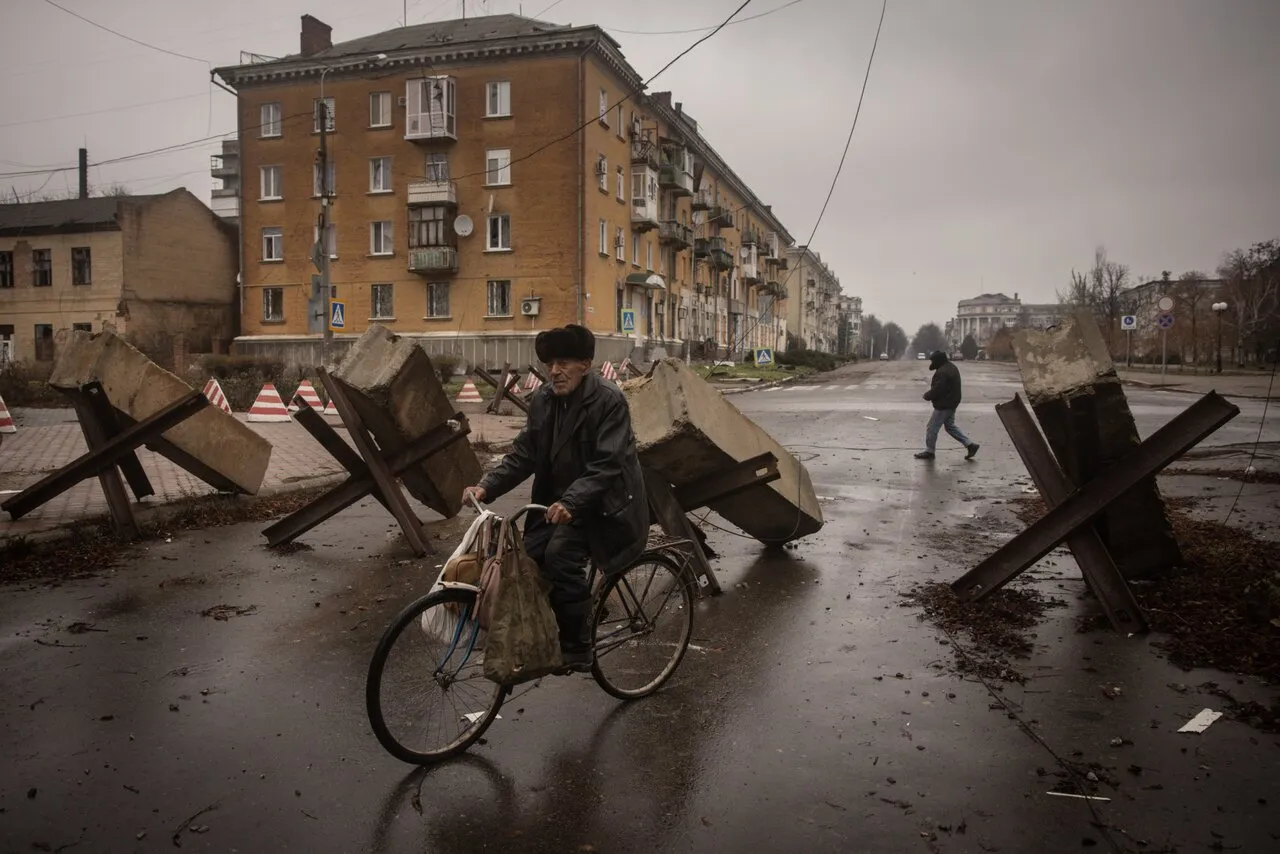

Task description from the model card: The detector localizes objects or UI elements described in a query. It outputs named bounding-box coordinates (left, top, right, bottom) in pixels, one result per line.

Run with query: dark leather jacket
left=923, top=353, right=963, bottom=410
left=478, top=372, right=648, bottom=574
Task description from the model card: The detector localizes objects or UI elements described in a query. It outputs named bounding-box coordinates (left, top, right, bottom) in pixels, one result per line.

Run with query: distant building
left=209, top=138, right=240, bottom=225
left=0, top=189, right=237, bottom=367
left=948, top=291, right=1063, bottom=348
left=837, top=294, right=862, bottom=356
left=784, top=245, right=842, bottom=352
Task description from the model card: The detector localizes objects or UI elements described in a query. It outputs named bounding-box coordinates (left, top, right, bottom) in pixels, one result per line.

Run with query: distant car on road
left=916, top=352, right=926, bottom=360
left=879, top=353, right=889, bottom=361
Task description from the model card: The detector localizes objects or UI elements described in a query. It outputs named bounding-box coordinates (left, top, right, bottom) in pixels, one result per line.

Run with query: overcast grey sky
left=2, top=0, right=1277, bottom=335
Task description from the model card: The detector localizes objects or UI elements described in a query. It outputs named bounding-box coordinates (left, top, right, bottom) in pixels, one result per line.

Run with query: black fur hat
left=535, top=324, right=595, bottom=363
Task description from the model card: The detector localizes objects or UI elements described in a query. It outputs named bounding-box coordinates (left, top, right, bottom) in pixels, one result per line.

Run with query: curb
left=1119, top=378, right=1275, bottom=400
left=719, top=376, right=800, bottom=396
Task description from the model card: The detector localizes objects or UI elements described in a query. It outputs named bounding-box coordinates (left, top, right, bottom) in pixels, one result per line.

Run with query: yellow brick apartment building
left=0, top=190, right=237, bottom=368
left=213, top=14, right=795, bottom=368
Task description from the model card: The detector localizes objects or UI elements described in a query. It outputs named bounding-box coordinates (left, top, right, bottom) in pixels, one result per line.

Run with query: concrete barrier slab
left=624, top=359, right=823, bottom=543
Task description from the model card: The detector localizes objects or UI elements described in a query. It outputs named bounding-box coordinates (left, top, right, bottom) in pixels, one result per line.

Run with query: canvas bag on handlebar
left=479, top=517, right=563, bottom=684
left=441, top=509, right=496, bottom=587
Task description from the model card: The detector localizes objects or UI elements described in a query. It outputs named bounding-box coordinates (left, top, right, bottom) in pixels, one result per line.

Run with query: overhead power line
left=0, top=91, right=209, bottom=131
left=41, top=0, right=210, bottom=65
left=608, top=0, right=808, bottom=36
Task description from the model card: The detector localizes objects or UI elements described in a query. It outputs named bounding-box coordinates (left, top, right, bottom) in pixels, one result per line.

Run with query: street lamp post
left=1212, top=301, right=1228, bottom=374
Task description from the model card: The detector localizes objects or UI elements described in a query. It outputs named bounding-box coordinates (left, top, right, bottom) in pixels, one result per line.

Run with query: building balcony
left=710, top=248, right=734, bottom=271
left=691, top=187, right=714, bottom=211
left=209, top=192, right=239, bottom=220
left=742, top=263, right=763, bottom=285
left=631, top=199, right=659, bottom=231
left=709, top=205, right=734, bottom=229
left=408, top=246, right=458, bottom=274
left=694, top=236, right=725, bottom=258
left=631, top=139, right=658, bottom=167
left=210, top=155, right=237, bottom=179
left=407, top=180, right=457, bottom=207
left=658, top=163, right=694, bottom=196
left=659, top=220, right=693, bottom=248
left=741, top=227, right=761, bottom=246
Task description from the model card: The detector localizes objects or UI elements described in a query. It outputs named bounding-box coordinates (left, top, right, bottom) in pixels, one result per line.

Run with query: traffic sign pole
left=1161, top=329, right=1167, bottom=383
left=1126, top=329, right=1131, bottom=368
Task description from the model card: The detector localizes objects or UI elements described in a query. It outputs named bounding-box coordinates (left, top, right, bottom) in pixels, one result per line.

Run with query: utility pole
left=317, top=98, right=332, bottom=367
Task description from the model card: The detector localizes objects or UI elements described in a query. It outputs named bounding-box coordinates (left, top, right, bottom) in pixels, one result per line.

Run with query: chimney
left=78, top=148, right=88, bottom=199
left=300, top=15, right=333, bottom=57
left=1013, top=292, right=1019, bottom=301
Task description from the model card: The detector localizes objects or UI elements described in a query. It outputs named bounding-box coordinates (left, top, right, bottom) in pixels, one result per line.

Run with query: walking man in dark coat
left=462, top=324, right=648, bottom=670
left=915, top=350, right=980, bottom=460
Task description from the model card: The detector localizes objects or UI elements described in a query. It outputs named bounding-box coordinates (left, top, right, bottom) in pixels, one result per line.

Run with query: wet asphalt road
left=2, top=360, right=1278, bottom=853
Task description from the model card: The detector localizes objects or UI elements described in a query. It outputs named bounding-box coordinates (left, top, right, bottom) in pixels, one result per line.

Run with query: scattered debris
left=200, top=605, right=257, bottom=621
left=1045, top=792, right=1111, bottom=802
left=1178, top=708, right=1224, bottom=733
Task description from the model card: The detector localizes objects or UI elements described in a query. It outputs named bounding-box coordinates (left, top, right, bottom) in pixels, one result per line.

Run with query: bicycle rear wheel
left=366, top=588, right=506, bottom=764
left=591, top=552, right=695, bottom=700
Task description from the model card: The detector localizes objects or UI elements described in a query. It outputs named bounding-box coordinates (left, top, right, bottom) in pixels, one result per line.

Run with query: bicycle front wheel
left=366, top=588, right=506, bottom=764
left=591, top=553, right=695, bottom=700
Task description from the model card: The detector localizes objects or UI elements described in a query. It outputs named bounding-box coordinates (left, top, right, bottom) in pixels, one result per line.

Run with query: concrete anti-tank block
left=624, top=359, right=823, bottom=543
left=332, top=326, right=480, bottom=519
left=49, top=330, right=271, bottom=494
left=1014, top=308, right=1116, bottom=401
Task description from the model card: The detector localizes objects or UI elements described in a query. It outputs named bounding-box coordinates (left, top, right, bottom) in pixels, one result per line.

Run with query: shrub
left=200, top=354, right=283, bottom=381
left=777, top=349, right=837, bottom=373
left=0, top=361, right=63, bottom=407
left=431, top=354, right=461, bottom=386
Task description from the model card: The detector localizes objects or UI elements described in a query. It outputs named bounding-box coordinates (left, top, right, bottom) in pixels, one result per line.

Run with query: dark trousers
left=522, top=519, right=592, bottom=614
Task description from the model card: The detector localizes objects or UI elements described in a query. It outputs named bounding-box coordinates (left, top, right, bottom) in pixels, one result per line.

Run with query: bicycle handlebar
left=464, top=493, right=547, bottom=526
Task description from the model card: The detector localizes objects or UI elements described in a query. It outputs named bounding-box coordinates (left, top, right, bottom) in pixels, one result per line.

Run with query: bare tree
left=1170, top=271, right=1209, bottom=364
left=1059, top=246, right=1130, bottom=353
left=1218, top=240, right=1280, bottom=365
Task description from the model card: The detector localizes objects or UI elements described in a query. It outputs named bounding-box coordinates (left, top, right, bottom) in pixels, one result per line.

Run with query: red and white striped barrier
left=201, top=379, right=233, bottom=414
left=601, top=362, right=618, bottom=381
left=524, top=372, right=543, bottom=391
left=0, top=393, right=15, bottom=434
left=619, top=357, right=633, bottom=377
left=456, top=380, right=483, bottom=403
left=323, top=398, right=338, bottom=417
left=246, top=383, right=291, bottom=423
left=290, top=379, right=324, bottom=413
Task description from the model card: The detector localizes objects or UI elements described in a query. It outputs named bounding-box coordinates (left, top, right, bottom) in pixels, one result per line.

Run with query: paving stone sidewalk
left=0, top=407, right=523, bottom=545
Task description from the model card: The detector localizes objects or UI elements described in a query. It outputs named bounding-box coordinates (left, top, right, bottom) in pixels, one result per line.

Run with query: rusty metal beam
left=672, top=452, right=781, bottom=512
left=644, top=467, right=722, bottom=595
left=952, top=391, right=1238, bottom=602
left=996, top=395, right=1148, bottom=634
left=475, top=365, right=529, bottom=415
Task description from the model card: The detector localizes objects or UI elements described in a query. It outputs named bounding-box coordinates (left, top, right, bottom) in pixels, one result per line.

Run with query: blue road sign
left=754, top=348, right=774, bottom=365
left=1120, top=315, right=1137, bottom=331
left=330, top=300, right=346, bottom=330
left=1156, top=312, right=1175, bottom=330
left=620, top=309, right=636, bottom=333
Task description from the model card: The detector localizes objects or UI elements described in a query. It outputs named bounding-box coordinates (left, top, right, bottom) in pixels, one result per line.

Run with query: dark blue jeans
left=924, top=408, right=972, bottom=453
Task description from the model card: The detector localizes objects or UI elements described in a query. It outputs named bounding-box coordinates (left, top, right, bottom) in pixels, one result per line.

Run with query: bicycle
left=366, top=502, right=698, bottom=765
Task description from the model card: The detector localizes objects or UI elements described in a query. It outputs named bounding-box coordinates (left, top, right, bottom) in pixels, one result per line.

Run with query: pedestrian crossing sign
left=330, top=300, right=346, bottom=330
left=621, top=309, right=636, bottom=333
left=754, top=348, right=774, bottom=365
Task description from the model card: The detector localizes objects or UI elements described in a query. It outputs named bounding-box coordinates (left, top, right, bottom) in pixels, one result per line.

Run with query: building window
left=427, top=282, right=450, bottom=318
left=370, top=221, right=394, bottom=256
left=369, top=92, right=392, bottom=127
left=262, top=227, right=284, bottom=261
left=260, top=102, right=282, bottom=137
left=616, top=166, right=624, bottom=201
left=615, top=227, right=624, bottom=261
left=409, top=206, right=452, bottom=248
left=260, top=165, right=282, bottom=200
left=615, top=104, right=625, bottom=138
left=598, top=89, right=609, bottom=125
left=32, top=249, right=51, bottom=286
left=263, top=287, right=284, bottom=322
left=34, top=324, right=54, bottom=361
left=369, top=157, right=392, bottom=193
left=371, top=283, right=394, bottom=319
left=598, top=219, right=608, bottom=255
left=313, top=96, right=335, bottom=132
left=71, top=247, right=91, bottom=285
left=425, top=153, right=449, bottom=182
left=485, top=149, right=511, bottom=186
left=72, top=322, right=92, bottom=333
left=646, top=241, right=653, bottom=271
left=0, top=251, right=12, bottom=288
left=631, top=234, right=640, bottom=266
left=486, top=214, right=511, bottom=251
left=313, top=161, right=336, bottom=197
left=313, top=224, right=337, bottom=258
left=406, top=76, right=456, bottom=138
left=486, top=280, right=511, bottom=317
left=597, top=154, right=608, bottom=192
left=486, top=81, right=511, bottom=117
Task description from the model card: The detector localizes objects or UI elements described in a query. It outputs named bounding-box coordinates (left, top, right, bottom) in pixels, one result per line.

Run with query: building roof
left=0, top=194, right=167, bottom=237
left=313, top=14, right=579, bottom=61
left=957, top=292, right=1018, bottom=305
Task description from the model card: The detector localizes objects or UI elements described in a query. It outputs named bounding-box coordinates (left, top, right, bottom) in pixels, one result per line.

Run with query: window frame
left=598, top=89, right=609, bottom=126
left=616, top=166, right=625, bottom=201
left=426, top=281, right=450, bottom=319
left=485, top=214, right=512, bottom=252
left=32, top=248, right=52, bottom=286
left=484, top=149, right=511, bottom=187
left=262, top=286, right=284, bottom=322
left=615, top=227, right=625, bottom=262
left=615, top=104, right=626, bottom=138
left=598, top=219, right=608, bottom=256
left=369, top=91, right=392, bottom=128
left=369, top=156, right=392, bottom=193
left=0, top=250, right=12, bottom=288
left=313, top=96, right=336, bottom=133
left=408, top=205, right=453, bottom=249
left=260, top=102, right=282, bottom=138
left=485, top=81, right=511, bottom=118
left=370, top=221, right=395, bottom=256
left=485, top=279, right=512, bottom=318
left=597, top=154, right=608, bottom=192
left=312, top=160, right=337, bottom=197
left=261, top=227, right=284, bottom=262
left=313, top=223, right=338, bottom=259
left=370, top=283, right=395, bottom=319
left=631, top=234, right=640, bottom=267
left=260, top=165, right=283, bottom=200
left=71, top=246, right=92, bottom=285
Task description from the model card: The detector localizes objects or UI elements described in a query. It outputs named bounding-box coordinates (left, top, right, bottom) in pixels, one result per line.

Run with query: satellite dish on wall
left=739, top=247, right=750, bottom=259
left=454, top=214, right=474, bottom=237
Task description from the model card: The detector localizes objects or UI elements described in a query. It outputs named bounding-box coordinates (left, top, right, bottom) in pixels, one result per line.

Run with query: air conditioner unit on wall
left=520, top=297, right=541, bottom=317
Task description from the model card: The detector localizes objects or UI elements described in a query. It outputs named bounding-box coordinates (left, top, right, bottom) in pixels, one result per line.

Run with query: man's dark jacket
left=923, top=352, right=963, bottom=410
left=478, top=372, right=648, bottom=575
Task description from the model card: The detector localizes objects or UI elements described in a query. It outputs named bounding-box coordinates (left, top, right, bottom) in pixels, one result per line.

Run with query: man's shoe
left=965, top=443, right=980, bottom=460
left=914, top=451, right=935, bottom=460
left=555, top=646, right=594, bottom=675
